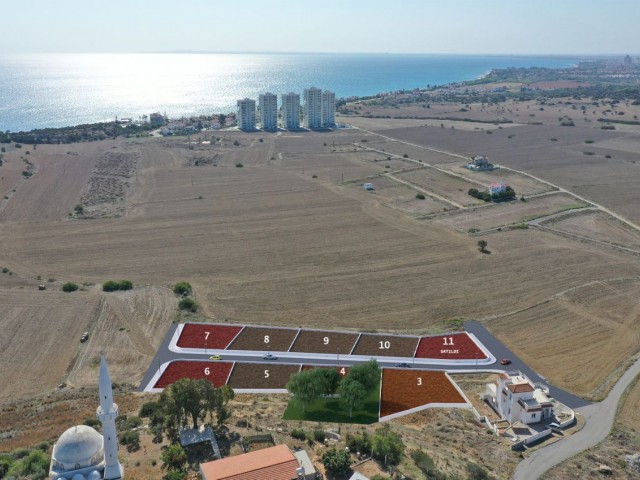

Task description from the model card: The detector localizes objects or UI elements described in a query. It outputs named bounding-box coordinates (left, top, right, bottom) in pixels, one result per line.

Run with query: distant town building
left=259, top=92, right=278, bottom=130
left=303, top=86, right=323, bottom=129
left=236, top=98, right=256, bottom=131
left=485, top=371, right=553, bottom=425
left=321, top=90, right=336, bottom=127
left=149, top=112, right=166, bottom=126
left=281, top=92, right=301, bottom=130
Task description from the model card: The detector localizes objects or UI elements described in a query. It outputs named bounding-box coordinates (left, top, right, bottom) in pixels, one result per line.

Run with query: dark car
left=395, top=363, right=411, bottom=368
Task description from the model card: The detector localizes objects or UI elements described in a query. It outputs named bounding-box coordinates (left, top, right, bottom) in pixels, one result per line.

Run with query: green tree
left=477, top=240, right=488, bottom=253
left=74, top=204, right=84, bottom=215
left=161, top=444, right=187, bottom=472
left=286, top=368, right=326, bottom=413
left=348, top=359, right=381, bottom=392
left=337, top=376, right=367, bottom=418
left=179, top=297, right=198, bottom=312
left=371, top=425, right=405, bottom=466
left=119, top=430, right=141, bottom=452
left=173, top=281, right=192, bottom=295
left=320, top=367, right=342, bottom=395
left=321, top=447, right=351, bottom=477
left=62, top=282, right=78, bottom=292
left=9, top=449, right=49, bottom=480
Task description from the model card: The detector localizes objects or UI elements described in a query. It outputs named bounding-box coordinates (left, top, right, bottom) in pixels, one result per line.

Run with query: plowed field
left=228, top=326, right=298, bottom=352
left=351, top=334, right=419, bottom=357
left=380, top=370, right=466, bottom=417
left=154, top=361, right=233, bottom=388
left=226, top=363, right=301, bottom=389
left=289, top=330, right=359, bottom=354
left=177, top=323, right=242, bottom=349
left=415, top=333, right=487, bottom=359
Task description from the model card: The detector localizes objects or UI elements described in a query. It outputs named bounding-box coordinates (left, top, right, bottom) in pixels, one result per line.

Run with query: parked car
left=263, top=353, right=278, bottom=360
left=209, top=354, right=222, bottom=360
left=38, top=284, right=46, bottom=291
left=80, top=332, right=89, bottom=343
left=395, top=363, right=411, bottom=368
left=500, top=358, right=511, bottom=365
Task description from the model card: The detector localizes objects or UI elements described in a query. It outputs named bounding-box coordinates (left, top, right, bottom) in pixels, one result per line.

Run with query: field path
left=513, top=357, right=640, bottom=480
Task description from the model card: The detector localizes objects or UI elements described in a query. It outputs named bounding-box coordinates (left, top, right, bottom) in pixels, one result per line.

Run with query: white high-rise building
left=281, top=92, right=300, bottom=130
left=303, top=87, right=322, bottom=129
left=258, top=92, right=278, bottom=130
left=236, top=98, right=256, bottom=131
left=321, top=90, right=336, bottom=128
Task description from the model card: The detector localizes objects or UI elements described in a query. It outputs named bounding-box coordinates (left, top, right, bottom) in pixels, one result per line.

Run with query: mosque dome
left=52, top=425, right=104, bottom=471
left=72, top=474, right=86, bottom=480
left=87, top=470, right=102, bottom=480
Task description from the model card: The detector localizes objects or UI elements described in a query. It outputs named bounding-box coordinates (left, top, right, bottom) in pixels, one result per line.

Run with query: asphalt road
left=513, top=357, right=640, bottom=479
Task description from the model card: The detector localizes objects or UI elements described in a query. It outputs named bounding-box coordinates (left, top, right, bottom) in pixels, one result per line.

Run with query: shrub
left=83, top=417, right=102, bottom=429
left=313, top=429, right=325, bottom=443
left=601, top=124, right=615, bottom=130
left=102, top=280, right=133, bottom=292
left=585, top=140, right=594, bottom=144
left=14, top=143, right=22, bottom=148
left=62, top=282, right=79, bottom=292
left=402, top=154, right=408, bottom=158
left=74, top=204, right=84, bottom=214
left=290, top=428, right=306, bottom=441
left=583, top=151, right=595, bottom=156
left=173, top=281, right=192, bottom=295
left=233, top=140, right=240, bottom=146
left=235, top=163, right=243, bottom=168
left=416, top=193, right=425, bottom=200
left=119, top=431, right=140, bottom=452
left=179, top=297, right=198, bottom=312
left=605, top=155, right=612, bottom=158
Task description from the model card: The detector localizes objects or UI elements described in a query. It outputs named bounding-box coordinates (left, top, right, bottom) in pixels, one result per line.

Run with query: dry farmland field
left=0, top=112, right=639, bottom=414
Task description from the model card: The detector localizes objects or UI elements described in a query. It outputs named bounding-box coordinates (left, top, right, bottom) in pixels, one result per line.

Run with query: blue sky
left=2, top=0, right=639, bottom=54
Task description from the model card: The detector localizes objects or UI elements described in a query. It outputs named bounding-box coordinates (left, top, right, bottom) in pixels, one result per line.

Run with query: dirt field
left=155, top=361, right=233, bottom=388
left=289, top=330, right=359, bottom=354
left=487, top=278, right=640, bottom=400
left=226, top=363, right=301, bottom=389
left=351, top=334, right=419, bottom=357
left=396, top=167, right=487, bottom=207
left=228, top=326, right=298, bottom=352
left=431, top=192, right=588, bottom=232
left=176, top=323, right=243, bottom=349
left=545, top=210, right=640, bottom=250
left=380, top=370, right=466, bottom=417
left=415, top=333, right=487, bottom=360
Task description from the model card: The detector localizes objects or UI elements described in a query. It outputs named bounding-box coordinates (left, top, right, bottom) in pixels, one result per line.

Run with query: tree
left=178, top=297, right=198, bottom=312
left=286, top=368, right=325, bottom=413
left=477, top=240, right=488, bottom=253
left=62, top=282, right=78, bottom=292
left=173, top=281, right=192, bottom=295
left=320, top=368, right=342, bottom=396
left=337, top=376, right=367, bottom=418
left=371, top=425, right=405, bottom=466
left=321, top=447, right=351, bottom=477
left=348, top=359, right=381, bottom=392
left=161, top=444, right=187, bottom=472
left=119, top=430, right=140, bottom=452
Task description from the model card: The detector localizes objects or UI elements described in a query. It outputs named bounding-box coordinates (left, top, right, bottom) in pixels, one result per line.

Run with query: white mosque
left=49, top=354, right=124, bottom=480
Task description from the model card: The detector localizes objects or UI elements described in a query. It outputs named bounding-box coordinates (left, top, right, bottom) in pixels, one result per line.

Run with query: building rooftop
left=200, top=444, right=298, bottom=480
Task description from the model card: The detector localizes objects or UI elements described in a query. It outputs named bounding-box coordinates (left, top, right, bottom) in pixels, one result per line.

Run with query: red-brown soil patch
left=380, top=370, right=465, bottom=417
left=414, top=333, right=487, bottom=360
left=289, top=330, right=359, bottom=354
left=176, top=323, right=242, bottom=349
left=228, top=326, right=298, bottom=352
left=351, top=334, right=419, bottom=357
left=154, top=361, right=233, bottom=388
left=227, top=363, right=301, bottom=389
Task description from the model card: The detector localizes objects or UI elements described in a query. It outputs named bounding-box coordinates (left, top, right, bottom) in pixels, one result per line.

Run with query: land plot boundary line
left=378, top=371, right=383, bottom=421
left=225, top=362, right=237, bottom=385
left=412, top=339, right=420, bottom=359
left=350, top=333, right=362, bottom=355
left=287, top=328, right=302, bottom=352
left=227, top=326, right=246, bottom=350
left=379, top=402, right=471, bottom=423
left=445, top=372, right=473, bottom=405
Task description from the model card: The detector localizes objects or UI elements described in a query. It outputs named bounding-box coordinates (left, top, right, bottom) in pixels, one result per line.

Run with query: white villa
left=485, top=371, right=553, bottom=425
left=489, top=182, right=507, bottom=196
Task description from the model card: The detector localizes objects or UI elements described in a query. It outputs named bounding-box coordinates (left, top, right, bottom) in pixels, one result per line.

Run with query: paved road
left=513, top=357, right=640, bottom=479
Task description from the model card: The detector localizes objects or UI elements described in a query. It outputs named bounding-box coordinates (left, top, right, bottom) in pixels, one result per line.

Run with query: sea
left=0, top=53, right=585, bottom=132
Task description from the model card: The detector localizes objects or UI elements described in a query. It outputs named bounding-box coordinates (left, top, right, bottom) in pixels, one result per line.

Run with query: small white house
left=485, top=371, right=553, bottom=425
left=489, top=182, right=507, bottom=196
left=364, top=183, right=374, bottom=191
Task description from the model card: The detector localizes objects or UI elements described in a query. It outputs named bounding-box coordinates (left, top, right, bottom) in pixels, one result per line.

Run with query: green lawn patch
left=283, top=382, right=380, bottom=424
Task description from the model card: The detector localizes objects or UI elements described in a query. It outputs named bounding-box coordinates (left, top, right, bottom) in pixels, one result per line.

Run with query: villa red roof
left=200, top=444, right=298, bottom=480
left=507, top=383, right=535, bottom=394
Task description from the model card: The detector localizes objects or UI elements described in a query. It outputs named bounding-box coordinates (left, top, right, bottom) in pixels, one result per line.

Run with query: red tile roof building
left=200, top=444, right=300, bottom=480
